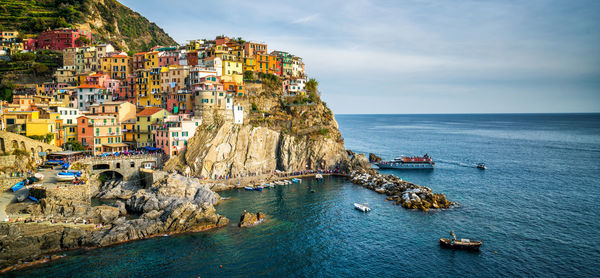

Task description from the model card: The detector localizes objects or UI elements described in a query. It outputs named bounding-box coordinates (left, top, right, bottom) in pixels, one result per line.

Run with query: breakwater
left=349, top=169, right=456, bottom=210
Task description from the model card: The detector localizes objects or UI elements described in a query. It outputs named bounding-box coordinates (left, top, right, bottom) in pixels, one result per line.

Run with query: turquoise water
left=10, top=114, right=600, bottom=277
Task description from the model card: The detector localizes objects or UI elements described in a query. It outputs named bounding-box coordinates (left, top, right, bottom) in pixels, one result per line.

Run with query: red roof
left=77, top=84, right=104, bottom=89
left=137, top=107, right=164, bottom=116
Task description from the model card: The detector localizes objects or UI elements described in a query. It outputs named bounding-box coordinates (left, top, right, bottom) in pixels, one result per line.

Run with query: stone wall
left=0, top=131, right=61, bottom=158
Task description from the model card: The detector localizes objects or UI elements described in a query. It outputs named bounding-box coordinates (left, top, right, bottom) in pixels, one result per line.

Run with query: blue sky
left=121, top=0, right=600, bottom=114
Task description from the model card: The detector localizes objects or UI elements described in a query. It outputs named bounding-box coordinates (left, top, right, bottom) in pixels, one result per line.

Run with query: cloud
left=291, top=14, right=319, bottom=24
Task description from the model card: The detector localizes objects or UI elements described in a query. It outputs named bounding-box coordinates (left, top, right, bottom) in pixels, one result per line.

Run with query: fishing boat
left=34, top=173, right=44, bottom=180
left=439, top=230, right=482, bottom=251
left=374, top=154, right=435, bottom=170
left=58, top=170, right=82, bottom=177
left=291, top=178, right=301, bottom=183
left=264, top=183, right=274, bottom=188
left=354, top=203, right=371, bottom=212
left=244, top=186, right=254, bottom=191
left=56, top=173, right=75, bottom=182
left=477, top=163, right=487, bottom=170
left=10, top=180, right=25, bottom=192
left=254, top=185, right=264, bottom=191
left=315, top=174, right=324, bottom=180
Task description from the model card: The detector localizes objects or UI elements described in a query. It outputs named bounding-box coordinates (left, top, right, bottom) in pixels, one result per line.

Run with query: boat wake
left=436, top=159, right=480, bottom=168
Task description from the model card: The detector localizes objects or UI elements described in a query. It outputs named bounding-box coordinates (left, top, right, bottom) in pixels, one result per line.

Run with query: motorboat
left=291, top=178, right=301, bottom=183
left=476, top=163, right=487, bottom=170
left=354, top=203, right=371, bottom=212
left=56, top=173, right=75, bottom=182
left=264, top=183, right=274, bottom=188
left=439, top=230, right=482, bottom=251
left=315, top=174, right=324, bottom=180
left=34, top=173, right=44, bottom=180
left=58, top=170, right=82, bottom=177
left=244, top=186, right=254, bottom=191
left=254, top=185, right=264, bottom=191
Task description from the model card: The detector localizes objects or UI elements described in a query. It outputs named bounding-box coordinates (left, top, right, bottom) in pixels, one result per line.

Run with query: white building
left=57, top=107, right=81, bottom=125
left=76, top=85, right=108, bottom=111
left=233, top=104, right=244, bottom=124
left=282, top=77, right=307, bottom=95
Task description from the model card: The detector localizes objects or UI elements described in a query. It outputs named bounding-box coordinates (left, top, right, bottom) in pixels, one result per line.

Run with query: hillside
left=0, top=0, right=177, bottom=52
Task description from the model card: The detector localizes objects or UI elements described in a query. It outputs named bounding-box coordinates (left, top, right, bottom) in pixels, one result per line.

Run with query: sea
left=10, top=114, right=600, bottom=277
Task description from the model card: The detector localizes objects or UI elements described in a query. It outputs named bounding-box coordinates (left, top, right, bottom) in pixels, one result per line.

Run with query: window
left=130, top=162, right=135, bottom=167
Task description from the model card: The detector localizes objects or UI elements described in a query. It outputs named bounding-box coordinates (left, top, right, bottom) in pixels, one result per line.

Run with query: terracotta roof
left=136, top=107, right=164, bottom=116
left=77, top=84, right=104, bottom=89
left=111, top=55, right=128, bottom=58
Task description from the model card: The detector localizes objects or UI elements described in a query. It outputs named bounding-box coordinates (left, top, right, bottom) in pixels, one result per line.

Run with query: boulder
left=94, top=205, right=120, bottom=224
left=238, top=212, right=265, bottom=227
left=369, top=153, right=382, bottom=163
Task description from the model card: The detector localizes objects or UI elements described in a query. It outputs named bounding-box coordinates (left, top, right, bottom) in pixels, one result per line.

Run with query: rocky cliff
left=167, top=83, right=352, bottom=178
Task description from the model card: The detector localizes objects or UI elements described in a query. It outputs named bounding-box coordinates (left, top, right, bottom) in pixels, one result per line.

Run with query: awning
left=102, top=143, right=129, bottom=148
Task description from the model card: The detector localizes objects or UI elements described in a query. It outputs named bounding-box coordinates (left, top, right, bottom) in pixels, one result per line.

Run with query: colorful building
left=77, top=115, right=125, bottom=155
left=76, top=84, right=108, bottom=111
left=136, top=68, right=162, bottom=107
left=154, top=115, right=201, bottom=157
left=100, top=54, right=131, bottom=79
left=34, top=28, right=92, bottom=51
left=135, top=107, right=171, bottom=147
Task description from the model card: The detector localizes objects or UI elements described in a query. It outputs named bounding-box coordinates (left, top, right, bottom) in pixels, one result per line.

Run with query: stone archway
left=20, top=141, right=26, bottom=150
left=0, top=137, right=5, bottom=153
left=11, top=140, right=18, bottom=150
left=92, top=164, right=110, bottom=170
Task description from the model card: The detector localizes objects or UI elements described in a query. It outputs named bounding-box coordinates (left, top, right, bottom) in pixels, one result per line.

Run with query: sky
left=120, top=0, right=600, bottom=114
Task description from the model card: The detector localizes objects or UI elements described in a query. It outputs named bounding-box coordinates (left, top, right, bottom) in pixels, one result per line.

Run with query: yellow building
left=144, top=52, right=159, bottom=68
left=0, top=31, right=19, bottom=42
left=243, top=56, right=256, bottom=73
left=186, top=40, right=204, bottom=51
left=136, top=68, right=162, bottom=107
left=0, top=42, right=24, bottom=55
left=101, top=55, right=131, bottom=79
left=135, top=107, right=171, bottom=147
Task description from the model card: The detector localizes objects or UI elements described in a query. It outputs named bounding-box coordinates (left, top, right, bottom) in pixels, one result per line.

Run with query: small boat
left=439, top=230, right=482, bottom=251
left=34, top=173, right=44, bottom=180
left=354, top=203, right=371, bottom=212
left=264, top=183, right=274, bottom=188
left=58, top=171, right=81, bottom=177
left=254, top=186, right=263, bottom=191
left=56, top=173, right=75, bottom=182
left=315, top=174, right=323, bottom=180
left=28, top=196, right=39, bottom=202
left=220, top=196, right=231, bottom=200
left=10, top=180, right=25, bottom=192
left=291, top=178, right=301, bottom=183
left=477, top=163, right=487, bottom=170
left=244, top=186, right=254, bottom=191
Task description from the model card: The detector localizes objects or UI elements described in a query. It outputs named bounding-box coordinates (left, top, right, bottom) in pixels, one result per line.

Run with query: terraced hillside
left=0, top=0, right=177, bottom=52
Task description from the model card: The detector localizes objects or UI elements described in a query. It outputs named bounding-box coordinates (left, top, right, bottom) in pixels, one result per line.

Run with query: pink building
left=191, top=75, right=222, bottom=92
left=34, top=29, right=92, bottom=51
left=153, top=115, right=201, bottom=157
left=85, top=73, right=109, bottom=86
left=103, top=79, right=121, bottom=99
left=116, top=75, right=137, bottom=105
left=158, top=51, right=180, bottom=67
left=42, top=82, right=68, bottom=94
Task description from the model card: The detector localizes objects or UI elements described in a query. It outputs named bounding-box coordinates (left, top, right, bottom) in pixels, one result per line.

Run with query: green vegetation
left=0, top=0, right=177, bottom=53
left=27, top=134, right=54, bottom=144
left=243, top=70, right=254, bottom=81
left=306, top=78, right=320, bottom=102
left=0, top=80, right=15, bottom=102
left=63, top=141, right=86, bottom=151
left=12, top=149, right=29, bottom=157
left=0, top=50, right=62, bottom=78
left=257, top=72, right=282, bottom=92
left=251, top=103, right=258, bottom=112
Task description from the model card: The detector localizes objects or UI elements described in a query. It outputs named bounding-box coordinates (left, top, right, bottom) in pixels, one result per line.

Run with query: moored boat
left=291, top=178, right=301, bottom=183
left=254, top=185, right=264, bottom=191
left=34, top=173, right=44, bottom=180
left=244, top=186, right=254, bottom=191
left=374, top=154, right=435, bottom=170
left=10, top=180, right=25, bottom=192
left=315, top=174, right=323, bottom=180
left=354, top=203, right=371, bottom=212
left=439, top=230, right=482, bottom=251
left=56, top=173, right=75, bottom=182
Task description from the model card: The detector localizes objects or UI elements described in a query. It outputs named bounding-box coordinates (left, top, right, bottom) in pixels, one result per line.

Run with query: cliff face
left=169, top=83, right=352, bottom=178
left=180, top=122, right=349, bottom=178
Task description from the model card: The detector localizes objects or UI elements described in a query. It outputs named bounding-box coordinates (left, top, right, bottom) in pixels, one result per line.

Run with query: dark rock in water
left=346, top=150, right=356, bottom=156
left=239, top=212, right=265, bottom=227
left=369, top=153, right=382, bottom=163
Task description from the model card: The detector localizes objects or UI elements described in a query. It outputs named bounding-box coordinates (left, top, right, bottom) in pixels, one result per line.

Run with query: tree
left=31, top=63, right=49, bottom=75
left=0, top=80, right=15, bottom=102
left=306, top=78, right=319, bottom=102
left=75, top=36, right=91, bottom=46
left=243, top=70, right=254, bottom=81
left=63, top=141, right=86, bottom=151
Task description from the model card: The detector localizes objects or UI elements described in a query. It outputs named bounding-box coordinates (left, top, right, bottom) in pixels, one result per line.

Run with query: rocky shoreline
left=0, top=171, right=229, bottom=272
left=349, top=168, right=457, bottom=210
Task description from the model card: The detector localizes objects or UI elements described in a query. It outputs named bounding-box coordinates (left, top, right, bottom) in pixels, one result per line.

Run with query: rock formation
left=0, top=172, right=228, bottom=271
left=238, top=211, right=265, bottom=227
left=369, top=153, right=382, bottom=163
left=350, top=169, right=456, bottom=211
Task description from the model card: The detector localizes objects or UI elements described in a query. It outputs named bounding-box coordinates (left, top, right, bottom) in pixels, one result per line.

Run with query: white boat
left=315, top=174, right=323, bottom=180
left=354, top=203, right=371, bottom=212
left=264, top=183, right=274, bottom=188
left=34, top=173, right=44, bottom=180
left=56, top=174, right=75, bottom=182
